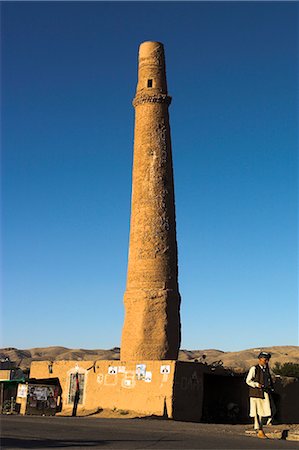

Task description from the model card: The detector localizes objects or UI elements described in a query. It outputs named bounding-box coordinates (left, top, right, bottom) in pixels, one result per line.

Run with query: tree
left=272, top=362, right=299, bottom=378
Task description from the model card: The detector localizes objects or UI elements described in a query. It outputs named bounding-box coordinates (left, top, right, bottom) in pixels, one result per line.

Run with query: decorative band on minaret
left=120, top=41, right=181, bottom=361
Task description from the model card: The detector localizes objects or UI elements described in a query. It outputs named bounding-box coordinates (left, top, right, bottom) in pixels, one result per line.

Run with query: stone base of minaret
left=121, top=290, right=181, bottom=361
left=29, top=359, right=206, bottom=422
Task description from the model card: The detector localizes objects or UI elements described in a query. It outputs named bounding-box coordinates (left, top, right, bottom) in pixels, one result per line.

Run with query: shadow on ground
left=1, top=437, right=178, bottom=448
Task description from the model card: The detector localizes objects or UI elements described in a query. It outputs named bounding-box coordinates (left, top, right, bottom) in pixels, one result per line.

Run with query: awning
left=0, top=379, right=26, bottom=384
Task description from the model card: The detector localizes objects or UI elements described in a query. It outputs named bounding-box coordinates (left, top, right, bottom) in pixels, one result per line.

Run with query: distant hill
left=1, top=345, right=298, bottom=373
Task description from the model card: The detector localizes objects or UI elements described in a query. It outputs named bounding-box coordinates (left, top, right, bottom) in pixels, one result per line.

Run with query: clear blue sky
left=1, top=2, right=298, bottom=351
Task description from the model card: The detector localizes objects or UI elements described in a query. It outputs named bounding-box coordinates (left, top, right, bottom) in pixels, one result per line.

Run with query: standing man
left=246, top=351, right=275, bottom=439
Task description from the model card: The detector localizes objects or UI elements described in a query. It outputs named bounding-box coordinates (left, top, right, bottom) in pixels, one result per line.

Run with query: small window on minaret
left=147, top=79, right=153, bottom=88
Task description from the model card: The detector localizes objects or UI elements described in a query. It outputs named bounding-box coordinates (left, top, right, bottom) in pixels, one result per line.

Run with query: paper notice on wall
left=136, top=364, right=146, bottom=380
left=17, top=384, right=28, bottom=398
left=118, top=366, right=126, bottom=373
left=144, top=371, right=152, bottom=383
left=160, top=365, right=170, bottom=374
left=108, top=366, right=118, bottom=374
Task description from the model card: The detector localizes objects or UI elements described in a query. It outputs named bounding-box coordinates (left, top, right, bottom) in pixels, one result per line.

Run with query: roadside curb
left=245, top=429, right=299, bottom=441
left=286, top=433, right=299, bottom=442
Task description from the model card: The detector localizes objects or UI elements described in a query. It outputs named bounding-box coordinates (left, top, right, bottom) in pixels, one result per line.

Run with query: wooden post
left=71, top=373, right=80, bottom=417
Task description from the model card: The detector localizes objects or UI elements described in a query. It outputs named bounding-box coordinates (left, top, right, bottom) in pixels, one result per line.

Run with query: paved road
left=1, top=415, right=298, bottom=449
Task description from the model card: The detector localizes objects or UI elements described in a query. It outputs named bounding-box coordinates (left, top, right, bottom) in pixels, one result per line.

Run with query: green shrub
left=272, top=362, right=299, bottom=378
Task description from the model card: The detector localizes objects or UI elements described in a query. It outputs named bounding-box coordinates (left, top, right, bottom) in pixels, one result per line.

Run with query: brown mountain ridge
left=1, top=345, right=298, bottom=373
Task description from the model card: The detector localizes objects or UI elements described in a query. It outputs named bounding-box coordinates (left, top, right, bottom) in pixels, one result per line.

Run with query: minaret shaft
left=120, top=42, right=181, bottom=361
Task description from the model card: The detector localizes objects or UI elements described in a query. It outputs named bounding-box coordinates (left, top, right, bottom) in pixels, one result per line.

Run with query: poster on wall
left=118, top=366, right=126, bottom=373
left=144, top=371, right=152, bottom=383
left=29, top=386, right=51, bottom=401
left=108, top=366, right=118, bottom=374
left=160, top=365, right=171, bottom=374
left=17, top=384, right=28, bottom=398
left=27, top=385, right=57, bottom=410
left=135, top=364, right=146, bottom=380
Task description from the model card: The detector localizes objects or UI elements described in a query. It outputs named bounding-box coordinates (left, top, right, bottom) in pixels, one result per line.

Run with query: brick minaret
left=120, top=42, right=181, bottom=360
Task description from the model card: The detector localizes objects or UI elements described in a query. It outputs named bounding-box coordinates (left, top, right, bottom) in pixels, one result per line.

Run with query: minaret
left=120, top=41, right=181, bottom=361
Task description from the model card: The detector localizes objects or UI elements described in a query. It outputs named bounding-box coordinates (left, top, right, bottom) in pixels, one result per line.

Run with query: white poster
left=160, top=365, right=171, bottom=374
left=17, top=384, right=28, bottom=398
left=118, top=366, right=126, bottom=373
left=108, top=366, right=118, bottom=374
left=144, top=371, right=152, bottom=383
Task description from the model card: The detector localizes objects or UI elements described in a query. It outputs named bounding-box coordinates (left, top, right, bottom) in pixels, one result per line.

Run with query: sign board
left=17, top=384, right=28, bottom=398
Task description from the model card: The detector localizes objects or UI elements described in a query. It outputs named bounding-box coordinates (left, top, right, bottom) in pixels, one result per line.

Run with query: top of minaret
left=138, top=41, right=164, bottom=64
left=134, top=41, right=169, bottom=103
left=139, top=41, right=165, bottom=68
